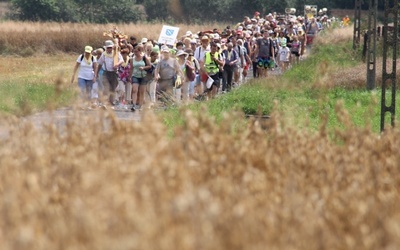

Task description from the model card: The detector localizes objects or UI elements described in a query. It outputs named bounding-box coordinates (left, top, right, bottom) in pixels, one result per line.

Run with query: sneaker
left=131, top=105, right=136, bottom=112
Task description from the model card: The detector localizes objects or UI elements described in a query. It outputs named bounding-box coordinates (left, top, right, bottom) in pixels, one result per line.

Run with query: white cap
left=141, top=38, right=148, bottom=44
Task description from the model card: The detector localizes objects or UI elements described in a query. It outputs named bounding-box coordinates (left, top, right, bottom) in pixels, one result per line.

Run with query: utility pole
left=380, top=0, right=399, bottom=131
left=366, top=0, right=377, bottom=90
left=353, top=0, right=362, bottom=49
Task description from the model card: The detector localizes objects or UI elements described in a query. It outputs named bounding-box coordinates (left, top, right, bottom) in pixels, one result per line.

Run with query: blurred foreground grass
left=0, top=25, right=400, bottom=250
left=1, top=108, right=400, bottom=249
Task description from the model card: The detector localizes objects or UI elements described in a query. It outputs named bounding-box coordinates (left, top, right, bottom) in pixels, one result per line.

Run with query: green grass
left=0, top=79, right=74, bottom=116
left=161, top=36, right=400, bottom=134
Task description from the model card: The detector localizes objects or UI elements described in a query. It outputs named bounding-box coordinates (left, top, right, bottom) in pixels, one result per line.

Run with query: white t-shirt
left=76, top=54, right=97, bottom=80
left=194, top=45, right=210, bottom=63
left=279, top=47, right=290, bottom=62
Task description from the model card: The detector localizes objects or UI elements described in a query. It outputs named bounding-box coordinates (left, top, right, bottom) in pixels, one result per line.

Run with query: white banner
left=158, top=25, right=179, bottom=46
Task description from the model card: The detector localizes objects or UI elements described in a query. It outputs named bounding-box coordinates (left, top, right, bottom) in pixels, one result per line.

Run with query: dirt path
left=0, top=107, right=142, bottom=139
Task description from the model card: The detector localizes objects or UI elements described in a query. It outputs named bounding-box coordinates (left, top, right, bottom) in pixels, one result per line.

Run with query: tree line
left=6, top=0, right=382, bottom=23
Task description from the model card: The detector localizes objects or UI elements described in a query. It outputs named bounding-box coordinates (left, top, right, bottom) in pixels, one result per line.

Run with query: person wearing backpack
left=129, top=44, right=151, bottom=111
left=221, top=42, right=238, bottom=92
left=95, top=40, right=124, bottom=107
left=71, top=45, right=97, bottom=106
left=184, top=48, right=200, bottom=101
left=200, top=42, right=224, bottom=99
left=154, top=46, right=184, bottom=102
left=253, top=30, right=275, bottom=78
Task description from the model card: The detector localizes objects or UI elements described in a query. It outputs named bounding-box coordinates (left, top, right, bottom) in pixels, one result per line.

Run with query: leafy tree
left=11, top=0, right=62, bottom=21
left=142, top=0, right=170, bottom=22
left=10, top=0, right=142, bottom=23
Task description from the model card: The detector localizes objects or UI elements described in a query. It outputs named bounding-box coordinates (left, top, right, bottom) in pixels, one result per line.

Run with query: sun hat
left=190, top=39, right=197, bottom=44
left=186, top=31, right=193, bottom=37
left=152, top=46, right=160, bottom=53
left=141, top=38, right=148, bottom=44
left=84, top=46, right=93, bottom=53
left=176, top=50, right=188, bottom=57
left=201, top=35, right=210, bottom=41
left=185, top=48, right=194, bottom=55
left=104, top=40, right=114, bottom=48
left=161, top=46, right=170, bottom=53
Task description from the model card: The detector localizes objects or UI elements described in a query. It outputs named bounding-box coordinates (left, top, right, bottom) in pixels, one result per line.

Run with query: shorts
left=257, top=57, right=271, bottom=68
left=132, top=76, right=147, bottom=85
left=208, top=74, right=220, bottom=89
left=291, top=51, right=300, bottom=57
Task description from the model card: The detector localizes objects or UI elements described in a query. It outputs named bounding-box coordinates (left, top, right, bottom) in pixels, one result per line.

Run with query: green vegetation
left=162, top=35, right=399, bottom=134
left=0, top=79, right=74, bottom=116
left=6, top=0, right=383, bottom=23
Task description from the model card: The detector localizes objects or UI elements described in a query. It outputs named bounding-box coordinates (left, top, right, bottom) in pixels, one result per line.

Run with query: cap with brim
left=176, top=50, right=188, bottom=57
left=201, top=35, right=209, bottom=41
left=152, top=46, right=160, bottom=53
left=161, top=47, right=170, bottom=53
left=85, top=46, right=93, bottom=53
left=105, top=40, right=114, bottom=47
left=141, top=38, right=148, bottom=44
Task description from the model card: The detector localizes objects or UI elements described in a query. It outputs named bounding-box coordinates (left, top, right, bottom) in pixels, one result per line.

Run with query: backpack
left=185, top=61, right=196, bottom=82
left=142, top=55, right=154, bottom=74
left=79, top=54, right=94, bottom=63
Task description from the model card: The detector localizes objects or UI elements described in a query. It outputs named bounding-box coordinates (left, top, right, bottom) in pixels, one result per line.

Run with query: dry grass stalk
left=0, top=21, right=225, bottom=55
left=0, top=107, right=399, bottom=249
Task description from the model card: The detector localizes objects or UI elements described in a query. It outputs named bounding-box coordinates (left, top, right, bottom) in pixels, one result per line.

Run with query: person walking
left=221, top=42, right=238, bottom=92
left=146, top=49, right=159, bottom=108
left=118, top=48, right=132, bottom=107
left=253, top=30, right=275, bottom=78
left=176, top=50, right=189, bottom=103
left=71, top=45, right=98, bottom=106
left=278, top=41, right=290, bottom=73
left=95, top=40, right=124, bottom=107
left=154, top=47, right=184, bottom=102
left=129, top=44, right=151, bottom=111
left=194, top=36, right=211, bottom=95
left=185, top=48, right=200, bottom=100
left=200, top=42, right=224, bottom=99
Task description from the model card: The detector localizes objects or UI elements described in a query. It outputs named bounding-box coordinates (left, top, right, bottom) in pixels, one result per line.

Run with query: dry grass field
left=0, top=21, right=225, bottom=55
left=1, top=107, right=400, bottom=249
left=313, top=27, right=400, bottom=89
left=0, top=22, right=400, bottom=249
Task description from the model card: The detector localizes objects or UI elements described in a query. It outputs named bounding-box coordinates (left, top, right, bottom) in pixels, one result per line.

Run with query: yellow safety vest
left=205, top=52, right=219, bottom=75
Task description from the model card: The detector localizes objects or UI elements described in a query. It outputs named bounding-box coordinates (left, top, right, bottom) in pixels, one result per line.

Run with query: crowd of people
left=71, top=10, right=335, bottom=110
